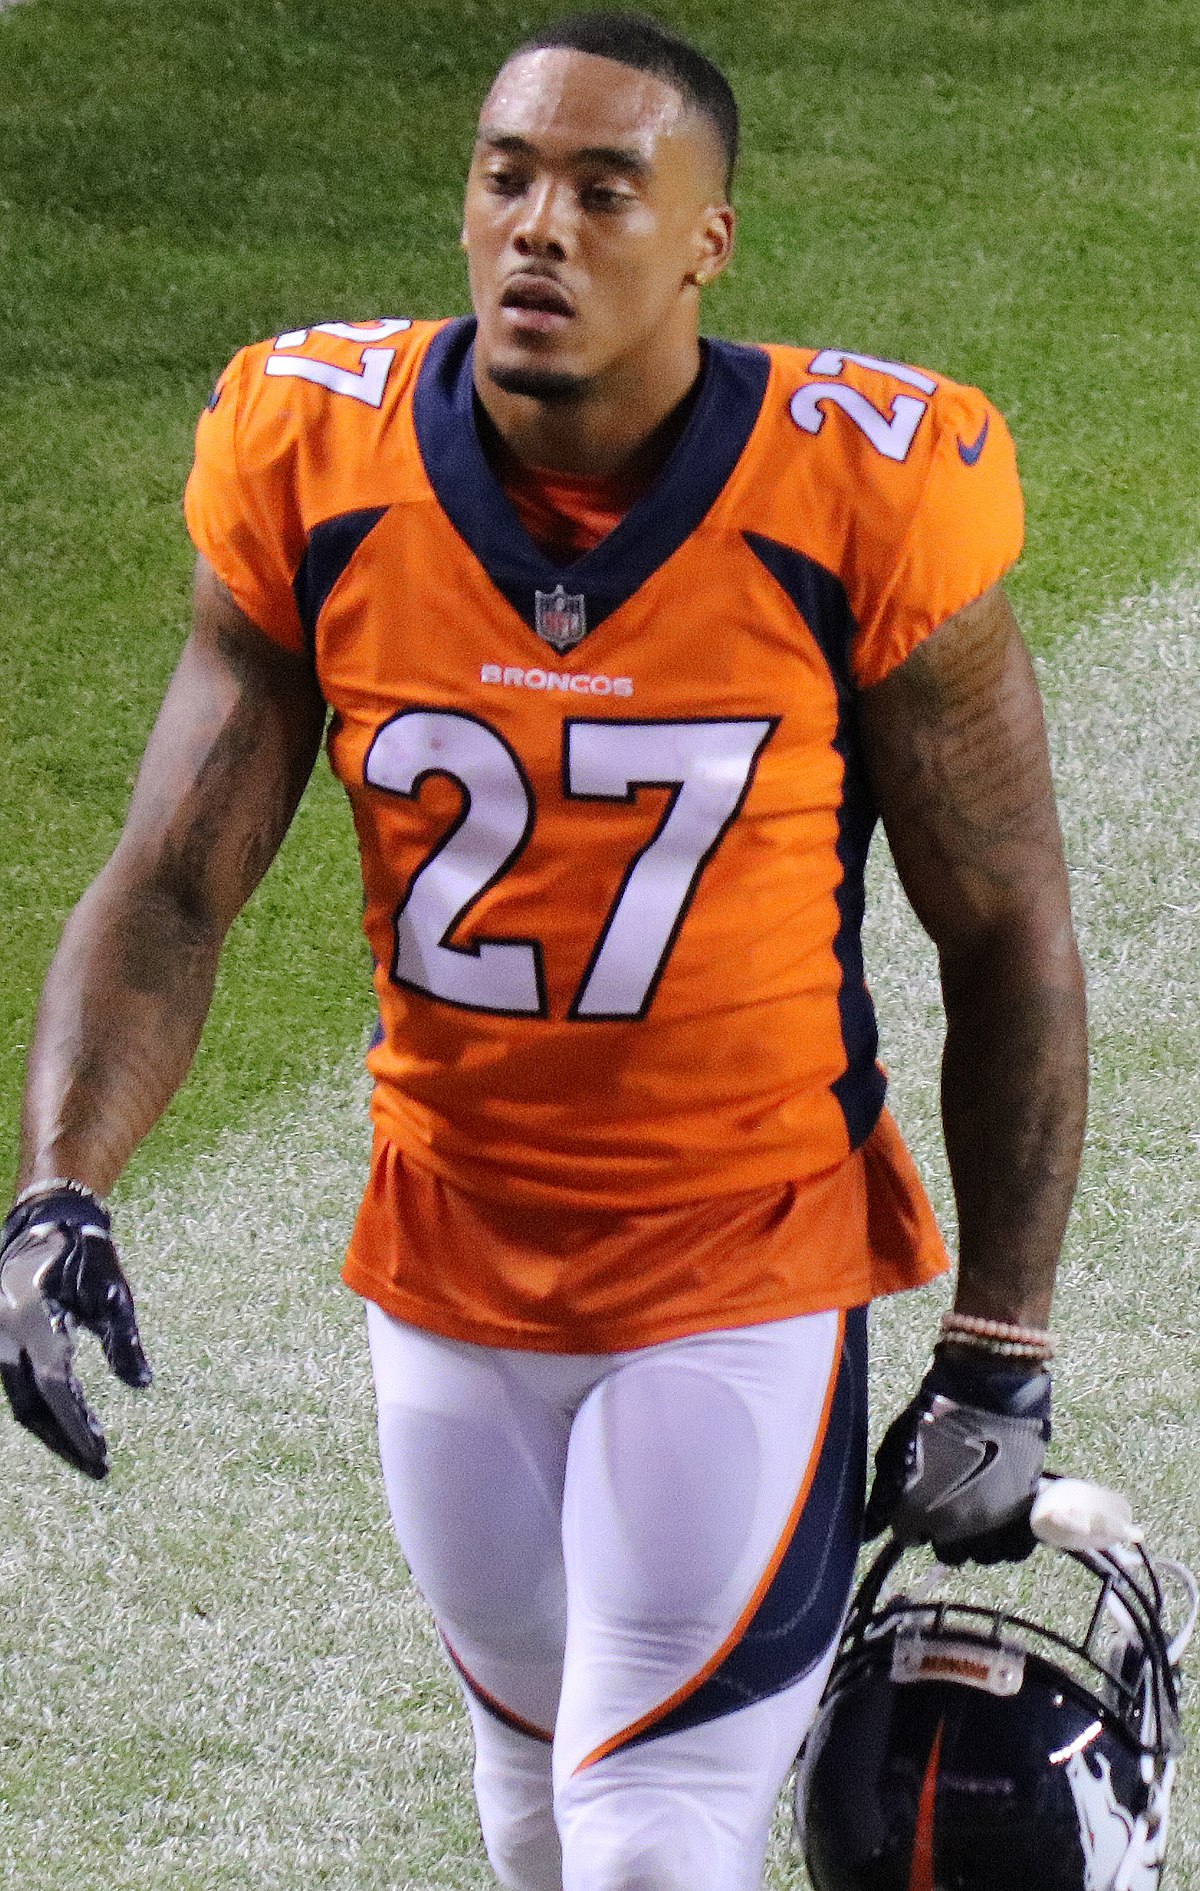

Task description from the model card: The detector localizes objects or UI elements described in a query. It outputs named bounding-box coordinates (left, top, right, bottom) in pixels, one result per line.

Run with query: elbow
left=938, top=895, right=1086, bottom=1013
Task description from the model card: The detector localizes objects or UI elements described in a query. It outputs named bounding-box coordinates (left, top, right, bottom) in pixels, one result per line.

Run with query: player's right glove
left=862, top=1347, right=1051, bottom=1565
left=0, top=1183, right=152, bottom=1480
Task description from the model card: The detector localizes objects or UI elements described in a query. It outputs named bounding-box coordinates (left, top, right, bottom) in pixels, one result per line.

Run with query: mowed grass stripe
left=0, top=578, right=1195, bottom=1889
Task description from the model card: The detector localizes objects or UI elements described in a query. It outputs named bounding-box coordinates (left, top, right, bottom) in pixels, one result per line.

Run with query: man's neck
left=472, top=337, right=704, bottom=478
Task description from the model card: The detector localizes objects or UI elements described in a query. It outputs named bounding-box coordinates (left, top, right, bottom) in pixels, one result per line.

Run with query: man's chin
left=485, top=358, right=592, bottom=404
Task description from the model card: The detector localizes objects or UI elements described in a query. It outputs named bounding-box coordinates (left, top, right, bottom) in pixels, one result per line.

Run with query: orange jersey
left=185, top=317, right=1022, bottom=1346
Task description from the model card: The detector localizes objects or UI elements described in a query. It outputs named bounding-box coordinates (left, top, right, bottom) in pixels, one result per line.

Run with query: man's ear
left=687, top=204, right=736, bottom=288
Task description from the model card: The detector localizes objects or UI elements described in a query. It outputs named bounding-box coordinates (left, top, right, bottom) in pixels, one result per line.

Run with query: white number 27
left=364, top=711, right=776, bottom=1020
left=264, top=320, right=412, bottom=407
left=790, top=348, right=937, bottom=462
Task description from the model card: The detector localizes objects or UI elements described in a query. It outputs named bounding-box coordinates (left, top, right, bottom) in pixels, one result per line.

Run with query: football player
left=0, top=13, right=1087, bottom=1890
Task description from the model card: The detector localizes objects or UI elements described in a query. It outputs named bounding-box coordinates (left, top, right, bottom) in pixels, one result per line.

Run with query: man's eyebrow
left=475, top=132, right=653, bottom=178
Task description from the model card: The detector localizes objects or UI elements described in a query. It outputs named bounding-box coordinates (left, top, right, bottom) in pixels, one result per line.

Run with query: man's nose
left=512, top=178, right=571, bottom=258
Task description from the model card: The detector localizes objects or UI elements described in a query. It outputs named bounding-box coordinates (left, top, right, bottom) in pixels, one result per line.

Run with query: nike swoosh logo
left=957, top=416, right=989, bottom=465
left=923, top=1436, right=1000, bottom=1510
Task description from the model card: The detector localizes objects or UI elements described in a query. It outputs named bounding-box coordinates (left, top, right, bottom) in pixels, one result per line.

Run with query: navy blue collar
left=412, top=317, right=771, bottom=639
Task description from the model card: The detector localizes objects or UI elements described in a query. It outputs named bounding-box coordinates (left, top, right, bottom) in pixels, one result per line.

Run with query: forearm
left=14, top=565, right=327, bottom=1201
left=18, top=860, right=225, bottom=1196
left=939, top=919, right=1087, bottom=1326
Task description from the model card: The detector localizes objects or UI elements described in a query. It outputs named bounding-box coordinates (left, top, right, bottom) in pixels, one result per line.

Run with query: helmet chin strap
left=1031, top=1477, right=1144, bottom=1553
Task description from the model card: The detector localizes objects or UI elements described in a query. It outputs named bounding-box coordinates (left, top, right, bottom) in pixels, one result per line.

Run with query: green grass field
left=1, top=1, right=1198, bottom=1885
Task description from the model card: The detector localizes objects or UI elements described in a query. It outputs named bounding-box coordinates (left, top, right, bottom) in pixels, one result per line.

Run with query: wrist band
left=939, top=1309, right=1056, bottom=1362
left=937, top=1331, right=1054, bottom=1363
left=11, top=1177, right=108, bottom=1216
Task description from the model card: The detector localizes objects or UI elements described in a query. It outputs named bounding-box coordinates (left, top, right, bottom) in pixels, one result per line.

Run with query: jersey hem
left=340, top=1250, right=947, bottom=1356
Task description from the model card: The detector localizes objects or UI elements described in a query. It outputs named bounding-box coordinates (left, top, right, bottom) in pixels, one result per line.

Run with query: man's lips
left=499, top=276, right=576, bottom=330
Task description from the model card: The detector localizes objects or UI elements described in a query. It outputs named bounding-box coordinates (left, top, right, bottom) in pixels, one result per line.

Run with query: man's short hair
left=510, top=12, right=739, bottom=196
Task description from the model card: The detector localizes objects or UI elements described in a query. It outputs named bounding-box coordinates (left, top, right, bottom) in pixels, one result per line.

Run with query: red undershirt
left=494, top=442, right=649, bottom=560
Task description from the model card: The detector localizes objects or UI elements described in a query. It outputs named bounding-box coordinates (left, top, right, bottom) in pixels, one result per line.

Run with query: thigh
left=556, top=1672, right=835, bottom=1891
left=554, top=1309, right=867, bottom=1888
left=367, top=1302, right=574, bottom=1734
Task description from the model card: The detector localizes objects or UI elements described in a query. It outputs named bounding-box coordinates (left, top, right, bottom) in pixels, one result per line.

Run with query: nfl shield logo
left=535, top=585, right=588, bottom=652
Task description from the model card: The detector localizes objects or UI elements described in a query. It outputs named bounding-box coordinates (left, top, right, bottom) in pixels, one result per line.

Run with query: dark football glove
left=0, top=1185, right=152, bottom=1479
left=863, top=1347, right=1051, bottom=1565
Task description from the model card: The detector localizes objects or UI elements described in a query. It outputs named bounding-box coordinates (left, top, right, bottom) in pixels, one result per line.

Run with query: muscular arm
left=18, top=557, right=326, bottom=1196
left=860, top=583, right=1087, bottom=1328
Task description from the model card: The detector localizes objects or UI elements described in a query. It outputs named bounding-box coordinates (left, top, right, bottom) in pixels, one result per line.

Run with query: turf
left=3, top=0, right=1200, bottom=1180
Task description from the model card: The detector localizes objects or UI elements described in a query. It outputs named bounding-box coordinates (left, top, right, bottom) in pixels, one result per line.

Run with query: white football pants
left=367, top=1304, right=867, bottom=1891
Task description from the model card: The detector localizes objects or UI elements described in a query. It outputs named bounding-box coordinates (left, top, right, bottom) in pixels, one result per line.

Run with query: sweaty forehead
left=479, top=47, right=691, bottom=161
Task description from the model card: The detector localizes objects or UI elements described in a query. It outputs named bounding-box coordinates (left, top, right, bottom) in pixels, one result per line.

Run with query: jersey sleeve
left=183, top=345, right=308, bottom=652
left=850, top=386, right=1024, bottom=689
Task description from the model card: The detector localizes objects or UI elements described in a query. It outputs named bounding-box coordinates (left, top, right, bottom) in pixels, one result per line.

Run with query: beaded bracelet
left=937, top=1331, right=1054, bottom=1363
left=939, top=1309, right=1056, bottom=1362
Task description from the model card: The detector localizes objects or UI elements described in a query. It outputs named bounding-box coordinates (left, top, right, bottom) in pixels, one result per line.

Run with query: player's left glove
left=862, top=1348, right=1051, bottom=1565
left=0, top=1183, right=152, bottom=1480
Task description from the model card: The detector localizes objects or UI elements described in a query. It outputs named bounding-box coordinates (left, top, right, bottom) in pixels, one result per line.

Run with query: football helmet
left=796, top=1480, right=1196, bottom=1891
